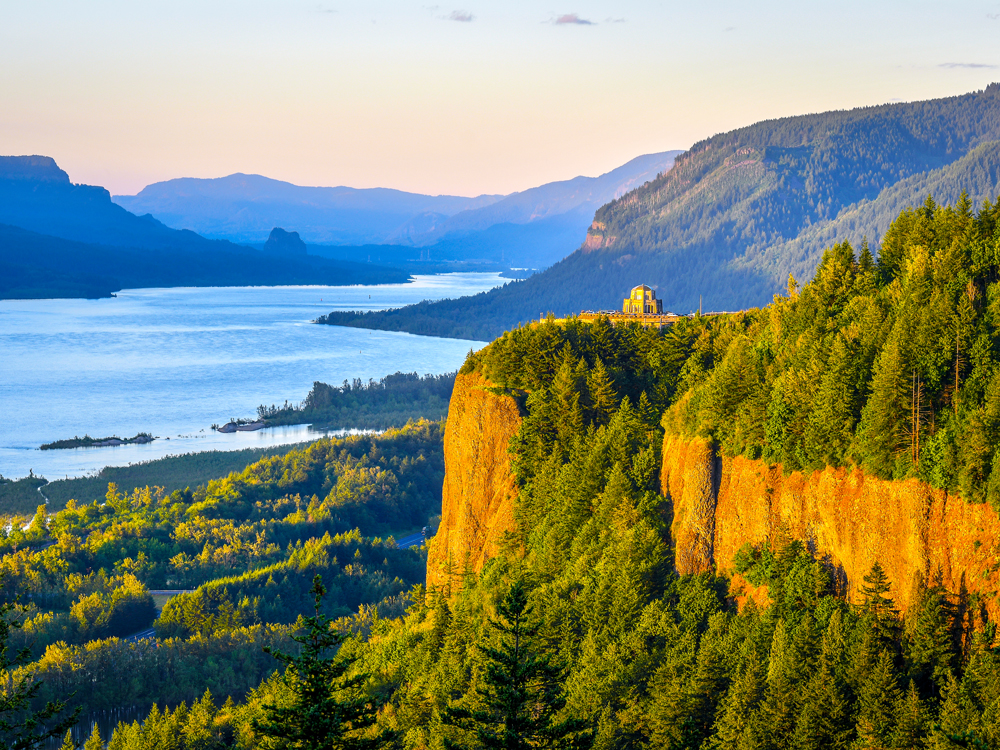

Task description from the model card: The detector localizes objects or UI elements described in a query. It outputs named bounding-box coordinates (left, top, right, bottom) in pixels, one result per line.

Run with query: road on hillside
left=126, top=627, right=157, bottom=643
left=396, top=532, right=425, bottom=549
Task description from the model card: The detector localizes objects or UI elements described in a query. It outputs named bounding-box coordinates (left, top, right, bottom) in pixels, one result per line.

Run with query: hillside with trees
left=10, top=197, right=1000, bottom=748
left=318, top=83, right=1000, bottom=341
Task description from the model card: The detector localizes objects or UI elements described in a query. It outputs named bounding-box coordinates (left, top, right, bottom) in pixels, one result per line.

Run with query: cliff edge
left=426, top=371, right=522, bottom=590
left=662, top=432, right=1000, bottom=618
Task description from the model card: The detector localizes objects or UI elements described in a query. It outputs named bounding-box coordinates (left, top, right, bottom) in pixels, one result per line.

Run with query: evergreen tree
left=253, top=575, right=384, bottom=750
left=906, top=582, right=956, bottom=695
left=586, top=358, right=618, bottom=426
left=855, top=650, right=902, bottom=748
left=59, top=730, right=76, bottom=750
left=551, top=359, right=585, bottom=448
left=441, top=579, right=591, bottom=750
left=933, top=673, right=982, bottom=749
left=860, top=561, right=899, bottom=643
left=793, top=620, right=853, bottom=750
left=182, top=690, right=225, bottom=750
left=637, top=391, right=659, bottom=429
left=855, top=337, right=911, bottom=477
left=761, top=620, right=799, bottom=749
left=892, top=680, right=927, bottom=749
left=429, top=590, right=453, bottom=656
left=709, top=661, right=766, bottom=750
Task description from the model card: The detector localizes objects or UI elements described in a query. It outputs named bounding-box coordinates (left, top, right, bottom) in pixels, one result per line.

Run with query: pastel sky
left=2, top=1, right=999, bottom=196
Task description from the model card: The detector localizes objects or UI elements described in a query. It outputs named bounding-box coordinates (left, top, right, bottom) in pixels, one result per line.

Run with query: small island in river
left=40, top=432, right=155, bottom=450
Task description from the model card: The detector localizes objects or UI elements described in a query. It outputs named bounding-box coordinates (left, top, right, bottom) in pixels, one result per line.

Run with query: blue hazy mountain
left=0, top=156, right=249, bottom=252
left=398, top=151, right=683, bottom=242
left=112, top=151, right=681, bottom=268
left=0, top=222, right=409, bottom=300
left=0, top=157, right=410, bottom=299
left=113, top=174, right=504, bottom=245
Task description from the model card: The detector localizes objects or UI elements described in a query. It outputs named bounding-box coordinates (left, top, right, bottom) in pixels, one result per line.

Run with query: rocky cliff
left=429, top=376, right=1000, bottom=614
left=662, top=432, right=1000, bottom=618
left=426, top=372, right=522, bottom=590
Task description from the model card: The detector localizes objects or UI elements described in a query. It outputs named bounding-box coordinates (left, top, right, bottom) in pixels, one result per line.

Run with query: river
left=0, top=273, right=504, bottom=481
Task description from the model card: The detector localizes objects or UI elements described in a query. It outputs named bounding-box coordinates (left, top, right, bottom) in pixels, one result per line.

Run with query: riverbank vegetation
left=13, top=442, right=314, bottom=515
left=0, top=421, right=444, bottom=729
left=0, top=474, right=49, bottom=517
left=258, top=371, right=455, bottom=431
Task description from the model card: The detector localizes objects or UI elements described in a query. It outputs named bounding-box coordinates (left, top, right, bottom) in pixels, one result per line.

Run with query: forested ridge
left=10, top=199, right=1000, bottom=748
left=661, top=191, right=1000, bottom=507
left=0, top=223, right=409, bottom=301
left=317, top=83, right=1000, bottom=341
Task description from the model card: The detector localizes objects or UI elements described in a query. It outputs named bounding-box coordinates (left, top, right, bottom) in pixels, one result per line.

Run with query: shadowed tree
left=253, top=575, right=386, bottom=750
left=442, top=579, right=591, bottom=750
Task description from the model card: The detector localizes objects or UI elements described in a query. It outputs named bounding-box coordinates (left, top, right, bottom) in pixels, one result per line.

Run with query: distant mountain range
left=0, top=157, right=409, bottom=299
left=114, top=174, right=503, bottom=246
left=319, top=83, right=1000, bottom=340
left=113, top=151, right=682, bottom=269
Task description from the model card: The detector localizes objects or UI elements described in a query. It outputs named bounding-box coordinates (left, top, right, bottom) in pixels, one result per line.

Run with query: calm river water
left=0, top=273, right=505, bottom=480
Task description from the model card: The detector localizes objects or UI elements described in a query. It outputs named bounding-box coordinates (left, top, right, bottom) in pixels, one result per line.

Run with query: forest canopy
left=11, top=194, right=1000, bottom=749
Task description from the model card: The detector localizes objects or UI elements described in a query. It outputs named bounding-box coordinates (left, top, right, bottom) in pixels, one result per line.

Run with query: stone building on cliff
left=623, top=284, right=663, bottom=314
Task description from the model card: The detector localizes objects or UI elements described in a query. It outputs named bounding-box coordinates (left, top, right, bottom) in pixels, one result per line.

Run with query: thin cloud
left=605, top=17, right=626, bottom=23
left=448, top=10, right=474, bottom=21
left=939, top=62, right=998, bottom=69
left=553, top=13, right=594, bottom=25
left=723, top=25, right=735, bottom=31
left=988, top=12, right=1000, bottom=19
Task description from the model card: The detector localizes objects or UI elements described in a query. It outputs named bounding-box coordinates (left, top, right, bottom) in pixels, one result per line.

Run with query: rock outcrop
left=428, top=382, right=1000, bottom=615
left=263, top=227, right=307, bottom=256
left=426, top=372, right=522, bottom=590
left=0, top=155, right=71, bottom=183
left=662, top=432, right=1000, bottom=617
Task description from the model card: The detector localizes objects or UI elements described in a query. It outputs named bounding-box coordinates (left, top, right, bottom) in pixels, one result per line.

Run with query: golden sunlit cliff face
left=430, top=368, right=1000, bottom=616
left=662, top=432, right=1000, bottom=619
left=426, top=371, right=521, bottom=591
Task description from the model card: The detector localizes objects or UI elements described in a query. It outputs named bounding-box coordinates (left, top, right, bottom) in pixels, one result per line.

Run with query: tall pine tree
left=253, top=575, right=385, bottom=750
left=441, top=579, right=591, bottom=750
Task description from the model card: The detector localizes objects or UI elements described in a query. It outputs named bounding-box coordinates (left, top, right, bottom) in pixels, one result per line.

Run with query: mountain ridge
left=317, top=83, right=1000, bottom=340
left=0, top=157, right=411, bottom=298
left=111, top=151, right=682, bottom=267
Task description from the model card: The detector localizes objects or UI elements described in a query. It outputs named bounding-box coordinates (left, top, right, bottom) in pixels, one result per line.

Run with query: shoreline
left=3, top=424, right=369, bottom=484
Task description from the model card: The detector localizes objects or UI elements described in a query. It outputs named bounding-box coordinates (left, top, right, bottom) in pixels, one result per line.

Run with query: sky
left=2, top=1, right=999, bottom=197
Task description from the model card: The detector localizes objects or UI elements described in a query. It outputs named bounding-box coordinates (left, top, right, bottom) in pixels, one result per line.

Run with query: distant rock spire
left=263, top=227, right=307, bottom=256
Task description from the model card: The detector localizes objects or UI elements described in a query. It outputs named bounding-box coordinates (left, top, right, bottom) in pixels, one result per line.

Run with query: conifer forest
left=9, top=195, right=1000, bottom=749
